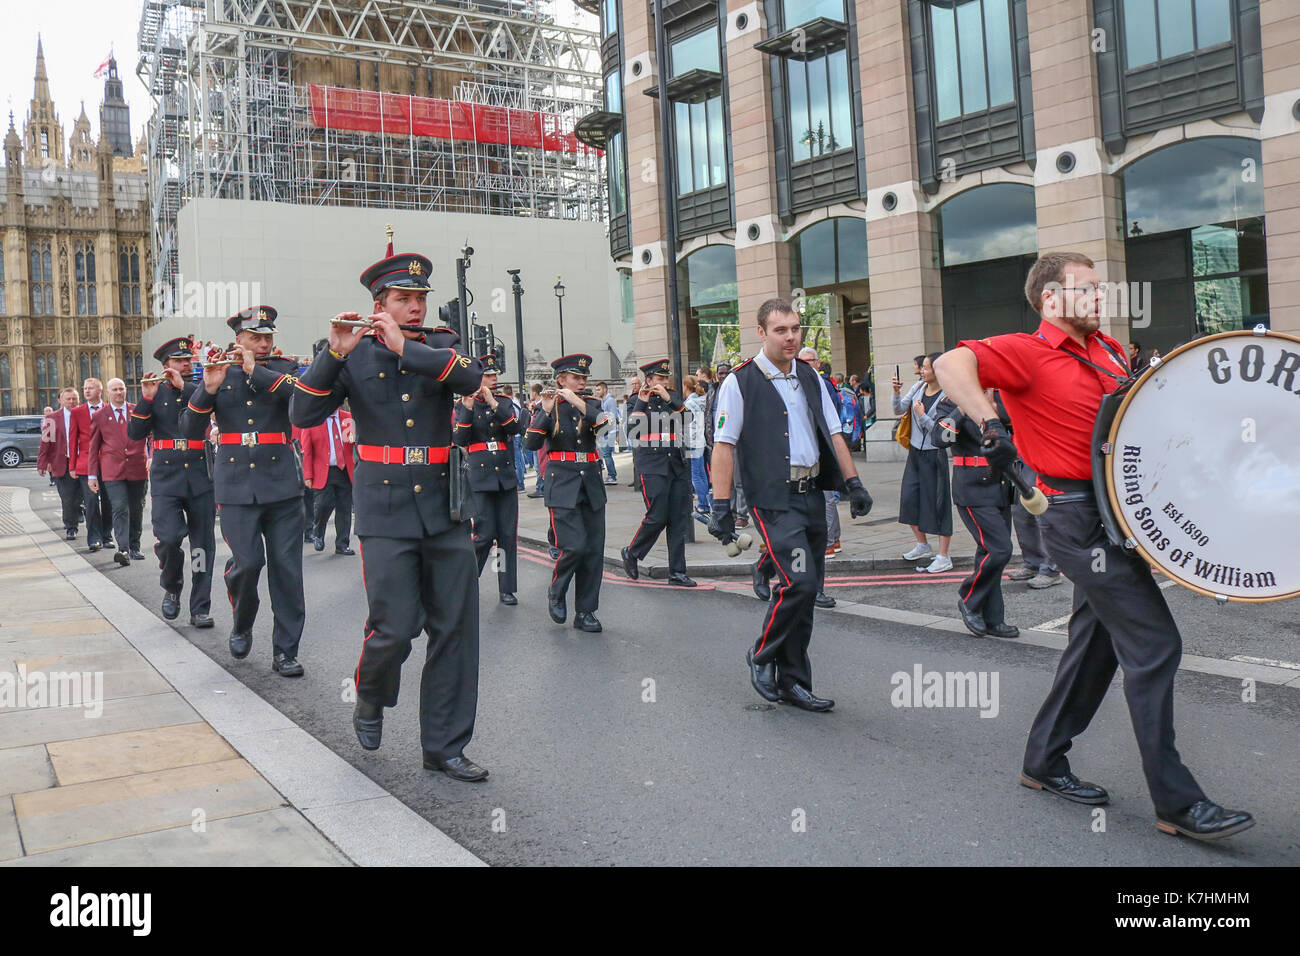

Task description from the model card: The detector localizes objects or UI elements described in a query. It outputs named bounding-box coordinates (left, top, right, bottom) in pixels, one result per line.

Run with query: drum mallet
left=723, top=529, right=754, bottom=558
left=999, top=465, right=1049, bottom=515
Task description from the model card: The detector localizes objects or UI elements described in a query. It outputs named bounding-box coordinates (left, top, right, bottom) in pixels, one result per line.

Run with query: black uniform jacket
left=289, top=330, right=483, bottom=538
left=180, top=357, right=301, bottom=506
left=452, top=393, right=522, bottom=492
left=935, top=397, right=1014, bottom=509
left=128, top=379, right=212, bottom=498
left=523, top=396, right=610, bottom=510
left=626, top=389, right=688, bottom=478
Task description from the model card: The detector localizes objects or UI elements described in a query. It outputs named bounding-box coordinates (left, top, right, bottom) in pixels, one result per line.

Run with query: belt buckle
left=241, top=432, right=258, bottom=447
left=487, top=441, right=499, bottom=452
left=404, top=446, right=426, bottom=465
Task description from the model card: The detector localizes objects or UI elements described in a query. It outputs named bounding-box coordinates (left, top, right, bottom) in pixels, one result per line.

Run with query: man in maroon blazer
left=300, top=407, right=355, bottom=554
left=69, top=377, right=114, bottom=552
left=36, top=386, right=82, bottom=539
left=87, top=378, right=150, bottom=567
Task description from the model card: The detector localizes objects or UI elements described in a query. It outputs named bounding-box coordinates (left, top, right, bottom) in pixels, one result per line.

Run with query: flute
left=330, top=317, right=375, bottom=329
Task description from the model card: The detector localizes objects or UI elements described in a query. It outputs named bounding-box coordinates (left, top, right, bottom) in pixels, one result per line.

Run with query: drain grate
left=0, top=487, right=26, bottom=535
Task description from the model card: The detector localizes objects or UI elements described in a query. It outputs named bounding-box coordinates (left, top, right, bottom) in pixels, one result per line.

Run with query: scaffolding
left=137, top=0, right=605, bottom=317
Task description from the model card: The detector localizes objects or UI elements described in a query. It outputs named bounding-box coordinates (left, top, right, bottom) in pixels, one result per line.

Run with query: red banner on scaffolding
left=306, top=84, right=597, bottom=155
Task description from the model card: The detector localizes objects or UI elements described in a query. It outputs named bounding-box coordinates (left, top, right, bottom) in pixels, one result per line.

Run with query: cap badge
left=257, top=309, right=268, bottom=321
left=408, top=260, right=424, bottom=276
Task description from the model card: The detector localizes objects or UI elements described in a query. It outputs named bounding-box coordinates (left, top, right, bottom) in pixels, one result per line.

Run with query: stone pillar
left=1025, top=0, right=1128, bottom=342
left=1259, top=0, right=1300, bottom=335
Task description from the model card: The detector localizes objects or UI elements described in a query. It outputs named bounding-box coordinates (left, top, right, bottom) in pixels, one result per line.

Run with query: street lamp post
left=554, top=277, right=566, bottom=357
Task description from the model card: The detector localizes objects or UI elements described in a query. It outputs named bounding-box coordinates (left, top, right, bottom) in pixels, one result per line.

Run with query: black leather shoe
left=161, top=592, right=181, bottom=621
left=778, top=684, right=835, bottom=712
left=499, top=592, right=517, bottom=605
left=548, top=546, right=560, bottom=560
left=621, top=546, right=639, bottom=580
left=1156, top=800, right=1255, bottom=841
left=752, top=563, right=771, bottom=602
left=304, top=530, right=314, bottom=544
left=667, top=573, right=696, bottom=587
left=113, top=550, right=130, bottom=567
left=526, top=490, right=544, bottom=498
left=958, top=597, right=987, bottom=637
left=65, top=530, right=77, bottom=540
left=547, top=591, right=566, bottom=624
left=986, top=622, right=1020, bottom=639
left=1019, top=769, right=1109, bottom=805
left=573, top=611, right=602, bottom=633
left=746, top=648, right=779, bottom=702
left=353, top=699, right=383, bottom=751
left=88, top=543, right=101, bottom=553
left=335, top=546, right=355, bottom=556
left=815, top=592, right=836, bottom=609
left=272, top=653, right=304, bottom=677
left=189, top=614, right=214, bottom=629
left=229, top=630, right=252, bottom=660
left=313, top=536, right=325, bottom=552
left=424, top=753, right=489, bottom=782
left=130, top=550, right=145, bottom=561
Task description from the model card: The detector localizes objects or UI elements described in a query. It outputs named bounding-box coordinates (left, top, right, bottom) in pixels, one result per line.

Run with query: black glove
left=980, top=418, right=1018, bottom=471
left=708, top=499, right=735, bottom=544
left=845, top=476, right=873, bottom=518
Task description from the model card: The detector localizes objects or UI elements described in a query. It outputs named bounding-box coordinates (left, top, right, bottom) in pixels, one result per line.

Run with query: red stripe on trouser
left=961, top=506, right=989, bottom=603
left=355, top=538, right=370, bottom=690
left=549, top=508, right=561, bottom=588
left=627, top=475, right=655, bottom=556
left=750, top=509, right=789, bottom=655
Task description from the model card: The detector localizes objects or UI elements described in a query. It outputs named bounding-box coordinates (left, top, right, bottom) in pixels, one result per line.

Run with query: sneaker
left=918, top=554, right=953, bottom=573
left=1007, top=565, right=1037, bottom=582
left=1027, top=572, right=1062, bottom=589
left=831, top=539, right=842, bottom=554
left=902, top=543, right=933, bottom=561
left=825, top=543, right=837, bottom=557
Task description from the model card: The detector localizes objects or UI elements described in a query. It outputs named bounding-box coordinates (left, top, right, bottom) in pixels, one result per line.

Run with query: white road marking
left=1031, top=614, right=1072, bottom=633
left=1231, top=655, right=1300, bottom=671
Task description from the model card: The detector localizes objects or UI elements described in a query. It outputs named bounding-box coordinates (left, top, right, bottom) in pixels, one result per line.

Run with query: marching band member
left=181, top=307, right=307, bottom=677
left=620, top=359, right=695, bottom=587
left=523, top=354, right=612, bottom=633
left=290, top=248, right=489, bottom=782
left=934, top=250, right=1254, bottom=840
left=127, top=337, right=216, bottom=627
left=453, top=353, right=522, bottom=605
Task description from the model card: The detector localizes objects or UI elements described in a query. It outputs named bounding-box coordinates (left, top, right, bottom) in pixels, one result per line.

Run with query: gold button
left=229, top=457, right=235, bottom=462
left=271, top=456, right=277, bottom=460
left=250, top=463, right=256, bottom=468
left=405, top=419, right=414, bottom=427
left=383, top=479, right=390, bottom=485
left=379, top=372, right=386, bottom=378
left=401, top=370, right=408, bottom=375
left=414, top=484, right=422, bottom=493
left=184, top=463, right=189, bottom=468
left=402, top=393, right=410, bottom=401
left=246, top=400, right=252, bottom=406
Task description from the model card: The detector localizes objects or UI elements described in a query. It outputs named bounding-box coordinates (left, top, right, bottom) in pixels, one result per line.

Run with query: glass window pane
left=930, top=5, right=961, bottom=121
left=828, top=49, right=852, bottom=151
left=42, top=251, right=52, bottom=281
left=787, top=61, right=811, bottom=162
left=937, top=183, right=1038, bottom=265
left=675, top=101, right=693, bottom=193
left=690, top=100, right=709, bottom=189
left=794, top=220, right=837, bottom=288
left=604, top=72, right=621, bottom=114
left=602, top=0, right=617, bottom=38
left=132, top=287, right=140, bottom=314
left=669, top=27, right=720, bottom=78
left=609, top=131, right=626, bottom=215
left=88, top=287, right=96, bottom=314
left=130, top=253, right=139, bottom=282
left=983, top=0, right=1016, bottom=109
left=86, top=252, right=95, bottom=281
left=1157, top=0, right=1195, bottom=59
left=1122, top=138, right=1264, bottom=236
left=706, top=95, right=726, bottom=187
left=956, top=0, right=988, bottom=114
left=806, top=54, right=830, bottom=156
left=33, top=286, right=42, bottom=315
left=1194, top=0, right=1231, bottom=48
left=782, top=0, right=844, bottom=27
left=92, top=356, right=100, bottom=378
left=1123, top=0, right=1159, bottom=67
left=1193, top=277, right=1244, bottom=335
left=77, top=287, right=86, bottom=315
left=75, top=252, right=85, bottom=282
left=80, top=355, right=89, bottom=381
left=835, top=218, right=869, bottom=282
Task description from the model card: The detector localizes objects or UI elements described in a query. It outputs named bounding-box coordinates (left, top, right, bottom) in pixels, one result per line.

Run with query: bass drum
left=1101, top=328, right=1300, bottom=602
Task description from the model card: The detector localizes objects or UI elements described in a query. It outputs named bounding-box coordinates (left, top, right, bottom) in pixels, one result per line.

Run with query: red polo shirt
left=958, top=319, right=1130, bottom=490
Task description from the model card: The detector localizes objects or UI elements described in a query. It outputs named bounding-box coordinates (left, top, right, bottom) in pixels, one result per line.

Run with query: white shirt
left=62, top=407, right=72, bottom=459
left=713, top=351, right=841, bottom=467
left=326, top=412, right=340, bottom=468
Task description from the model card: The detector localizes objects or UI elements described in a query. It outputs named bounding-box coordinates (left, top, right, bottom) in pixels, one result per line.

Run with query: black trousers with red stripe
left=153, top=489, right=215, bottom=617
left=750, top=488, right=827, bottom=692
left=627, top=470, right=690, bottom=575
left=471, top=487, right=518, bottom=594
left=219, top=498, right=305, bottom=658
left=549, top=489, right=605, bottom=614
left=355, top=528, right=479, bottom=761
left=955, top=503, right=1013, bottom=625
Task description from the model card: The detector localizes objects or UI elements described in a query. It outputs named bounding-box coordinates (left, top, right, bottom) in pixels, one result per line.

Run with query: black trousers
left=105, top=479, right=147, bottom=553
left=471, top=488, right=518, bottom=594
left=153, top=489, right=216, bottom=617
left=79, top=475, right=113, bottom=547
left=312, top=467, right=353, bottom=549
left=548, top=490, right=605, bottom=613
left=301, top=488, right=316, bottom=542
left=219, top=497, right=305, bottom=658
left=955, top=503, right=1013, bottom=625
left=1024, top=497, right=1206, bottom=815
left=749, top=488, right=827, bottom=692
left=628, top=471, right=690, bottom=575
left=356, top=529, right=479, bottom=761
left=53, top=474, right=80, bottom=534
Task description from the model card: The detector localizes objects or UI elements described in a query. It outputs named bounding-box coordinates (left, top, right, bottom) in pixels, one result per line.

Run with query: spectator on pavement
left=1009, top=462, right=1062, bottom=589
left=683, top=374, right=711, bottom=514
left=503, top=384, right=527, bottom=487
left=892, top=352, right=953, bottom=572
left=595, top=381, right=619, bottom=485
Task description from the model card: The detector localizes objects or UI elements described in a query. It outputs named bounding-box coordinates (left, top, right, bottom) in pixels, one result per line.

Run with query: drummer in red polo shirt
left=934, top=251, right=1254, bottom=842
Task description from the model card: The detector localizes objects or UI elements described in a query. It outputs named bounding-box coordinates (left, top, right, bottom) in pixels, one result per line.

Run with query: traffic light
left=472, top=324, right=490, bottom=358
left=438, top=298, right=461, bottom=330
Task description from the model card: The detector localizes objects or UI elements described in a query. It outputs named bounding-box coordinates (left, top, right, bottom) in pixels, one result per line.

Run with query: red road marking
left=518, top=544, right=717, bottom=591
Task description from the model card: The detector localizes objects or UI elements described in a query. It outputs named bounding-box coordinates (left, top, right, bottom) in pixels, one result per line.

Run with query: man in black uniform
left=181, top=307, right=306, bottom=676
left=620, top=359, right=695, bottom=587
left=523, top=354, right=611, bottom=633
left=290, top=250, right=488, bottom=782
left=453, top=353, right=522, bottom=605
left=934, top=390, right=1019, bottom=639
left=128, top=337, right=216, bottom=628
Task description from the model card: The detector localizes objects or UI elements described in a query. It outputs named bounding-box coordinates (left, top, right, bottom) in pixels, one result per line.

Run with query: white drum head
left=1105, top=330, right=1300, bottom=602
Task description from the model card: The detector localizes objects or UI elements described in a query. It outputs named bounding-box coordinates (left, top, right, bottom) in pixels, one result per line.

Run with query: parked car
left=0, top=415, right=45, bottom=468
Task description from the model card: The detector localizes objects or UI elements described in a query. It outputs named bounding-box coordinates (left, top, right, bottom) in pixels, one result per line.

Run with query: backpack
left=839, top=385, right=862, bottom=446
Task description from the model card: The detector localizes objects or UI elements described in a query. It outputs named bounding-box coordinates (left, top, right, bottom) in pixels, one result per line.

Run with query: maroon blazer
left=299, top=410, right=355, bottom=490
left=88, top=403, right=149, bottom=482
left=69, top=402, right=107, bottom=475
left=36, top=408, right=75, bottom=476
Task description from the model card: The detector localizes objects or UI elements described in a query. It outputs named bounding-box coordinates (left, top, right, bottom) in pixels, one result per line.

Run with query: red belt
left=637, top=434, right=678, bottom=442
left=154, top=439, right=203, bottom=450
left=356, top=444, right=451, bottom=465
left=467, top=441, right=507, bottom=453
left=549, top=451, right=599, bottom=462
left=217, top=432, right=286, bottom=446
left=953, top=456, right=989, bottom=467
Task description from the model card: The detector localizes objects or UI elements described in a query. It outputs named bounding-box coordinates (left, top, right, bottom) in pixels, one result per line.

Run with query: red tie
left=330, top=416, right=343, bottom=465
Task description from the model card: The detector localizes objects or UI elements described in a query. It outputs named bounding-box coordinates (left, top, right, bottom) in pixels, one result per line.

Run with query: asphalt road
left=11, top=466, right=1299, bottom=866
